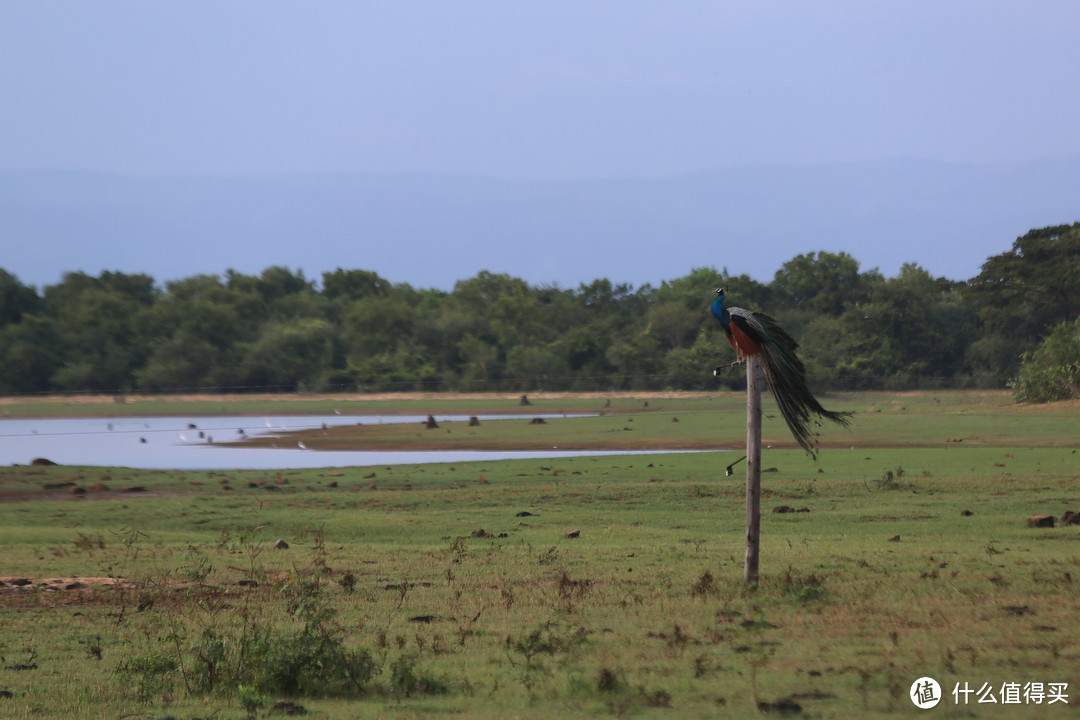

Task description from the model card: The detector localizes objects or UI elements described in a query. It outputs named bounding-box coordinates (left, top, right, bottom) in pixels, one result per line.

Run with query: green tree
left=134, top=275, right=252, bottom=391
left=45, top=271, right=158, bottom=392
left=342, top=295, right=416, bottom=359
left=349, top=340, right=439, bottom=392
left=967, top=223, right=1080, bottom=380
left=238, top=319, right=336, bottom=391
left=1011, top=317, right=1080, bottom=402
left=557, top=326, right=617, bottom=385
left=714, top=271, right=773, bottom=314
left=797, top=264, right=976, bottom=388
left=0, top=269, right=42, bottom=326
left=8, top=233, right=1073, bottom=397
left=605, top=333, right=663, bottom=389
left=575, top=278, right=641, bottom=320
left=455, top=333, right=501, bottom=389
left=646, top=301, right=699, bottom=350
left=565, top=279, right=652, bottom=389
left=666, top=329, right=732, bottom=390
left=652, top=267, right=726, bottom=310
left=772, top=251, right=876, bottom=316
left=0, top=316, right=61, bottom=393
left=322, top=268, right=390, bottom=301
left=255, top=266, right=313, bottom=302
left=506, top=345, right=567, bottom=390
left=137, top=334, right=222, bottom=391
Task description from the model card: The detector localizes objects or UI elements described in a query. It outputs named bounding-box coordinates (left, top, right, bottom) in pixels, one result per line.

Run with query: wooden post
left=745, top=354, right=762, bottom=587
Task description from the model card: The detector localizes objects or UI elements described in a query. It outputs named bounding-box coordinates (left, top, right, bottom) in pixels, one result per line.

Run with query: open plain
left=1, top=391, right=1078, bottom=718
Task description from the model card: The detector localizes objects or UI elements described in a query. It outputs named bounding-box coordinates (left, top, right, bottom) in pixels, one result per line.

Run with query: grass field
left=1, top=391, right=1079, bottom=718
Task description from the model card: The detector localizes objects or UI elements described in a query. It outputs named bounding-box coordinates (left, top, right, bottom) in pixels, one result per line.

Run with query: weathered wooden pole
left=745, top=354, right=763, bottom=587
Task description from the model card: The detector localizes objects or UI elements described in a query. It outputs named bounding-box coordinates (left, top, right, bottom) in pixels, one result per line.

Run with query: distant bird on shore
left=711, top=287, right=850, bottom=457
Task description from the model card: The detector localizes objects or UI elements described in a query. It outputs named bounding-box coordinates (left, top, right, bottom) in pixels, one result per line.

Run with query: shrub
left=117, top=652, right=179, bottom=702
left=1012, top=318, right=1080, bottom=402
left=389, top=653, right=449, bottom=698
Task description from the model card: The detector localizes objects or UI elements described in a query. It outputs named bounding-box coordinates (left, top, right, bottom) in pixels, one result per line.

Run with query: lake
left=0, top=414, right=692, bottom=470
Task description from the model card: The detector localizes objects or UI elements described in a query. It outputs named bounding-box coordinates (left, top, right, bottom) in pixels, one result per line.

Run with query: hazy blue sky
left=2, top=2, right=1079, bottom=291
left=5, top=1, right=1079, bottom=178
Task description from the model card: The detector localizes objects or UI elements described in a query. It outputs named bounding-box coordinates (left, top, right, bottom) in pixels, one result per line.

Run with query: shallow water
left=0, top=414, right=690, bottom=470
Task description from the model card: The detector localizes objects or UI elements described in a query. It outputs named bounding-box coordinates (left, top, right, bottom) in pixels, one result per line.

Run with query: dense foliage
left=1010, top=317, right=1080, bottom=402
left=1, top=224, right=1078, bottom=397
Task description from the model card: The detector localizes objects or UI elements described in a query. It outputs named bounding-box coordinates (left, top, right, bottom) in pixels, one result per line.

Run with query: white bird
left=298, top=441, right=307, bottom=449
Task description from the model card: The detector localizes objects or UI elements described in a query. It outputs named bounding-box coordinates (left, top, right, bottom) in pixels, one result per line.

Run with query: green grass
left=1, top=391, right=1079, bottom=718
left=240, top=389, right=1076, bottom=451
left=0, top=390, right=673, bottom=418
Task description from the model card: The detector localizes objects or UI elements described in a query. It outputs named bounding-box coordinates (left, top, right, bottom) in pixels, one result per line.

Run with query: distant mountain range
left=2, top=158, right=1078, bottom=290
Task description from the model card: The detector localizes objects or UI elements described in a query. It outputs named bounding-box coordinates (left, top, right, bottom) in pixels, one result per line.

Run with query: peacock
left=711, top=287, right=850, bottom=457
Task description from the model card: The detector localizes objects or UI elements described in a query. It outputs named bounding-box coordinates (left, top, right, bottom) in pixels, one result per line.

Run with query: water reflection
left=0, top=414, right=681, bottom=470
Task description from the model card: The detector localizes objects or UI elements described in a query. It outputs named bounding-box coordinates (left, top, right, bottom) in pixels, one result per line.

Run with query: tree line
left=1, top=224, right=1078, bottom=400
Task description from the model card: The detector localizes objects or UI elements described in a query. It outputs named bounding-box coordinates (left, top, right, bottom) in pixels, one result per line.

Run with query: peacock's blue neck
left=711, top=295, right=729, bottom=326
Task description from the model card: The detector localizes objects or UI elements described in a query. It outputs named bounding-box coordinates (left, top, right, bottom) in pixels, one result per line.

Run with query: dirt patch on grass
left=0, top=576, right=141, bottom=596
left=1014, top=397, right=1080, bottom=413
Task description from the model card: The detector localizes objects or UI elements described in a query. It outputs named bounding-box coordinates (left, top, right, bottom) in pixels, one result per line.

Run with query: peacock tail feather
left=745, top=309, right=851, bottom=457
left=713, top=289, right=850, bottom=458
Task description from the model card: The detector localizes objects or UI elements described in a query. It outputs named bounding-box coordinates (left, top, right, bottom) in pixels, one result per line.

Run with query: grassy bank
left=1, top=392, right=1078, bottom=718
left=237, top=390, right=1074, bottom=452
left=0, top=391, right=720, bottom=419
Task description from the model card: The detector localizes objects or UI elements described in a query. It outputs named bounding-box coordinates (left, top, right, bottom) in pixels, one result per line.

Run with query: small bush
left=1012, top=318, right=1080, bottom=402
left=872, top=466, right=905, bottom=491
left=123, top=563, right=380, bottom=703
left=507, top=623, right=587, bottom=698
left=537, top=546, right=560, bottom=565
left=775, top=567, right=826, bottom=604
left=597, top=667, right=620, bottom=693
left=555, top=571, right=592, bottom=612
left=72, top=531, right=106, bottom=554
left=235, top=684, right=268, bottom=719
left=179, top=545, right=213, bottom=583
left=691, top=570, right=718, bottom=598
left=236, top=623, right=379, bottom=696
left=389, top=653, right=449, bottom=698
left=117, top=652, right=179, bottom=702
left=337, top=572, right=357, bottom=594
left=641, top=687, right=673, bottom=707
